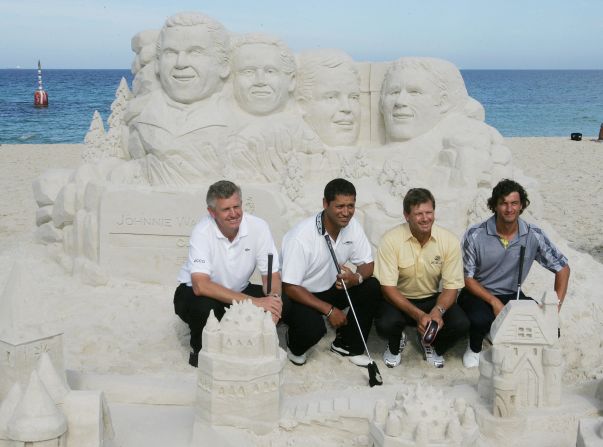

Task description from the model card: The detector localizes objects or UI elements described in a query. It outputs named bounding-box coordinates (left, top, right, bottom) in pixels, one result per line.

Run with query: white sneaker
left=383, top=332, right=407, bottom=368
left=417, top=333, right=444, bottom=368
left=330, top=342, right=371, bottom=367
left=287, top=348, right=307, bottom=366
left=463, top=345, right=480, bottom=368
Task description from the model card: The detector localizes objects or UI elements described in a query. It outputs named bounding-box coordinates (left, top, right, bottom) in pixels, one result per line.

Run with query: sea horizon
left=1, top=68, right=601, bottom=144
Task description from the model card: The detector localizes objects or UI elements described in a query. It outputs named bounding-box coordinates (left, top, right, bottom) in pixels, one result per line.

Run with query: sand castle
left=478, top=291, right=562, bottom=417
left=1, top=9, right=600, bottom=446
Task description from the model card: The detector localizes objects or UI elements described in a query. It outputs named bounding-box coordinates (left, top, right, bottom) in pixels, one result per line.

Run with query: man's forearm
left=191, top=275, right=249, bottom=304
left=464, top=277, right=500, bottom=306
left=381, top=285, right=424, bottom=322
left=435, top=288, right=458, bottom=312
left=555, top=265, right=570, bottom=302
left=356, top=262, right=374, bottom=281
left=283, top=283, right=331, bottom=315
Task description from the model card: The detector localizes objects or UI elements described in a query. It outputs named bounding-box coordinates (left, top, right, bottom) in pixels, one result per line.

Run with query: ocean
left=0, top=69, right=602, bottom=144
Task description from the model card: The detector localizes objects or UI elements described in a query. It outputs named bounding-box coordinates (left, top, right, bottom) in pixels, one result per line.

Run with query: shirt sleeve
left=374, top=230, right=400, bottom=287
left=281, top=237, right=308, bottom=286
left=532, top=227, right=568, bottom=273
left=461, top=229, right=478, bottom=278
left=349, top=223, right=374, bottom=265
left=188, top=225, right=212, bottom=276
left=255, top=220, right=280, bottom=275
left=441, top=234, right=465, bottom=290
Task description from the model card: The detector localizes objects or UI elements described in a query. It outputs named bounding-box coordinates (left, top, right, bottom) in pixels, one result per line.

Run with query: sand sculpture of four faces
left=132, top=12, right=465, bottom=153
left=121, top=11, right=513, bottom=236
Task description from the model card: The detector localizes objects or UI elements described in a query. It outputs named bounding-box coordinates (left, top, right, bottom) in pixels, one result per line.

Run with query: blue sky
left=1, top=0, right=602, bottom=69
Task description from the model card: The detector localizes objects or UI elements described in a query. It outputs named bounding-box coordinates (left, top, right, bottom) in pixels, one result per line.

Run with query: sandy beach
left=0, top=138, right=602, bottom=446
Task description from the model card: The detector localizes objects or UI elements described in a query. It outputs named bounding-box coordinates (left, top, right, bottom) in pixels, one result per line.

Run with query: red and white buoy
left=34, top=60, right=48, bottom=107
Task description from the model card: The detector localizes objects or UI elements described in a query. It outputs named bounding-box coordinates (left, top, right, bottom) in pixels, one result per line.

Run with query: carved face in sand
left=380, top=66, right=447, bottom=142
left=158, top=24, right=228, bottom=104
left=232, top=42, right=295, bottom=115
left=299, top=65, right=360, bottom=146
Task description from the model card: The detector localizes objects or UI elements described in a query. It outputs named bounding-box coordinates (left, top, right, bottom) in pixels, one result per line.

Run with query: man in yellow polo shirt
left=374, top=188, right=469, bottom=368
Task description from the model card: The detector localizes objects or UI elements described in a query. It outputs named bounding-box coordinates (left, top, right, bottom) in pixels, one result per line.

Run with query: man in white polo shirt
left=281, top=178, right=380, bottom=367
left=174, top=180, right=283, bottom=367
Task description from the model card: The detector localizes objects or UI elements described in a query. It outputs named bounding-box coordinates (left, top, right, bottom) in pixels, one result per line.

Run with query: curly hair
left=487, top=179, right=530, bottom=214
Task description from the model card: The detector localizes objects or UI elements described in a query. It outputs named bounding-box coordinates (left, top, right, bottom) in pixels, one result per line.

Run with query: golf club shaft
left=324, top=235, right=373, bottom=362
left=516, top=245, right=526, bottom=300
left=267, top=253, right=273, bottom=295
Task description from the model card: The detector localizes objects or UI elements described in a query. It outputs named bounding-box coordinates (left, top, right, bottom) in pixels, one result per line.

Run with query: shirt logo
left=431, top=255, right=442, bottom=265
left=343, top=241, right=353, bottom=245
left=193, top=259, right=206, bottom=263
left=244, top=248, right=251, bottom=252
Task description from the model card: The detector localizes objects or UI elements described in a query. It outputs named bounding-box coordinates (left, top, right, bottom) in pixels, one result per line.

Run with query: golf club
left=267, top=253, right=273, bottom=295
left=323, top=234, right=383, bottom=387
left=515, top=245, right=526, bottom=300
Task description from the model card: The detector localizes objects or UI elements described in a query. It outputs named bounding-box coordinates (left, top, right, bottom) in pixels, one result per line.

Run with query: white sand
left=1, top=138, right=602, bottom=446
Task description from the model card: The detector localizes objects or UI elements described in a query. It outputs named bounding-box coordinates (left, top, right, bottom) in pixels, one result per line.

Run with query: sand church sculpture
left=10, top=9, right=602, bottom=446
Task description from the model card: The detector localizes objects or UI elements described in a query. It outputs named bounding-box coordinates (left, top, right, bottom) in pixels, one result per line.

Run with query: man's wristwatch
left=436, top=305, right=446, bottom=316
left=355, top=272, right=363, bottom=284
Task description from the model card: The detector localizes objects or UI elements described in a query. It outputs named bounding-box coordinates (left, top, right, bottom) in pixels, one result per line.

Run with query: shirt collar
left=212, top=213, right=248, bottom=241
left=400, top=222, right=437, bottom=243
left=486, top=215, right=529, bottom=236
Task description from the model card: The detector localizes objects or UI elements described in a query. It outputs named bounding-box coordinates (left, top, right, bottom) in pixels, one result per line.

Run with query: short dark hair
left=206, top=180, right=241, bottom=209
left=403, top=188, right=435, bottom=214
left=487, top=179, right=530, bottom=214
left=324, top=178, right=356, bottom=204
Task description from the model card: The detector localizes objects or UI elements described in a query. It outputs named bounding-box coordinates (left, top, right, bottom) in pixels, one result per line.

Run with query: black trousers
left=284, top=277, right=381, bottom=357
left=457, top=288, right=532, bottom=353
left=174, top=283, right=266, bottom=354
left=375, top=293, right=469, bottom=355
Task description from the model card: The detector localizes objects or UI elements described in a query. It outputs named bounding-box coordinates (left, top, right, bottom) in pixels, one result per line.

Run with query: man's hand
left=417, top=312, right=433, bottom=336
left=251, top=295, right=283, bottom=323
left=427, top=308, right=444, bottom=331
left=491, top=297, right=505, bottom=316
left=326, top=306, right=347, bottom=328
left=335, top=265, right=359, bottom=290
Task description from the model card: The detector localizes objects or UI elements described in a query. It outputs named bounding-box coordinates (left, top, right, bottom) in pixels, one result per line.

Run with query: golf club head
left=422, top=320, right=439, bottom=345
left=368, top=361, right=383, bottom=387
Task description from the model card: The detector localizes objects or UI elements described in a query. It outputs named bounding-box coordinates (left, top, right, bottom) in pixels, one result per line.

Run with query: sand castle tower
left=478, top=291, right=562, bottom=417
left=0, top=262, right=64, bottom=400
left=4, top=370, right=67, bottom=446
left=369, top=384, right=478, bottom=446
left=195, top=300, right=286, bottom=435
left=0, top=352, right=114, bottom=447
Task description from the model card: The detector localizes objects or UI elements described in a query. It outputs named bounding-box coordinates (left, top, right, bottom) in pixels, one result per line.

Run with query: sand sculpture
left=32, top=11, right=513, bottom=285
left=192, top=300, right=285, bottom=440
left=478, top=291, right=562, bottom=417
left=0, top=262, right=114, bottom=446
left=18, top=9, right=603, bottom=446
left=369, top=385, right=478, bottom=446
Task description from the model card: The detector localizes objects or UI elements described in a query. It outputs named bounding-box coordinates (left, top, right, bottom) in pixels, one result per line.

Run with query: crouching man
left=281, top=178, right=380, bottom=367
left=174, top=180, right=283, bottom=367
left=374, top=188, right=469, bottom=368
left=458, top=179, right=570, bottom=368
